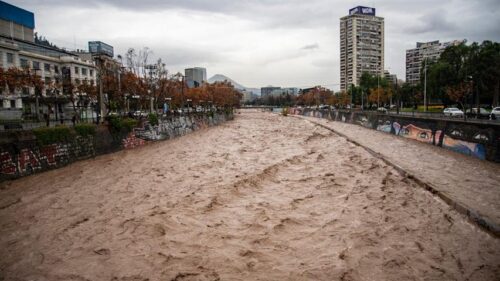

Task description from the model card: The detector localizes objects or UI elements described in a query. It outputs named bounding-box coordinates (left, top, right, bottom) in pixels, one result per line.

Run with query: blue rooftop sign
left=0, top=1, right=35, bottom=29
left=349, top=6, right=376, bottom=16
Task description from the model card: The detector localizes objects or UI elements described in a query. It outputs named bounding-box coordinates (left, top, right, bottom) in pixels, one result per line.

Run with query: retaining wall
left=0, top=113, right=232, bottom=181
left=292, top=108, right=500, bottom=163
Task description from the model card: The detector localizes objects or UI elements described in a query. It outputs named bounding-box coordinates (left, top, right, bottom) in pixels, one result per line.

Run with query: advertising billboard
left=349, top=6, right=376, bottom=16
left=88, top=41, right=114, bottom=57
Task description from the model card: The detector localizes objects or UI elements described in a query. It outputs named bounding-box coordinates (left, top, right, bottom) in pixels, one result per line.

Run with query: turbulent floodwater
left=0, top=110, right=499, bottom=281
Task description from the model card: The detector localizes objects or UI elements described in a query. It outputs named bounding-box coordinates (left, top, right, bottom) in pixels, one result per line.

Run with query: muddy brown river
left=0, top=110, right=499, bottom=281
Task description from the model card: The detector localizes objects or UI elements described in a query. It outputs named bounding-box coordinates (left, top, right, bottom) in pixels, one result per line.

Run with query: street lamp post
left=377, top=66, right=380, bottom=108
left=165, top=97, right=172, bottom=116
left=173, top=73, right=185, bottom=115
left=423, top=58, right=427, bottom=112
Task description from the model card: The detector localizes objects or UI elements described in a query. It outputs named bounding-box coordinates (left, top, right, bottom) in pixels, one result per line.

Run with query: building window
left=7, top=53, right=14, bottom=64
left=33, top=61, right=40, bottom=70
left=54, top=65, right=59, bottom=73
left=20, top=58, right=29, bottom=68
left=82, top=68, right=87, bottom=75
left=45, top=77, right=51, bottom=85
left=90, top=69, right=94, bottom=76
left=74, top=67, right=79, bottom=74
left=44, top=63, right=51, bottom=71
left=10, top=100, right=15, bottom=108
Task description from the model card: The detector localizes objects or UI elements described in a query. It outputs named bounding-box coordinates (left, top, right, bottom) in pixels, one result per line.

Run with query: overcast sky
left=8, top=0, right=500, bottom=90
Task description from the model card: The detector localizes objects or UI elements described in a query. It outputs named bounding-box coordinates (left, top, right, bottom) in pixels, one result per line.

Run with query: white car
left=443, top=108, right=464, bottom=118
left=490, top=107, right=500, bottom=119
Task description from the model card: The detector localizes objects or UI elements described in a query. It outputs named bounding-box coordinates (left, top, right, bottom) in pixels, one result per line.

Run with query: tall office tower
left=185, top=67, right=207, bottom=88
left=340, top=6, right=384, bottom=92
left=406, top=40, right=464, bottom=85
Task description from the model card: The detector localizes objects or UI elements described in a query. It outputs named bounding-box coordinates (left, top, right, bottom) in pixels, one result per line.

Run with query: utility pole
left=377, top=69, right=380, bottom=107
left=361, top=89, right=364, bottom=111
left=96, top=56, right=104, bottom=124
left=350, top=83, right=353, bottom=108
left=424, top=58, right=427, bottom=112
left=181, top=75, right=185, bottom=115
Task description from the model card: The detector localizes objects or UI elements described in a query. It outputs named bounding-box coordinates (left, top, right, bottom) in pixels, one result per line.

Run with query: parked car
left=465, top=108, right=490, bottom=119
left=443, top=107, right=464, bottom=118
left=377, top=107, right=388, bottom=113
left=133, top=111, right=148, bottom=118
left=489, top=107, right=500, bottom=120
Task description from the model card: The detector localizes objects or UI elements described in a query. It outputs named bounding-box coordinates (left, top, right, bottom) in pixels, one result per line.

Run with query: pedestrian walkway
left=299, top=115, right=500, bottom=235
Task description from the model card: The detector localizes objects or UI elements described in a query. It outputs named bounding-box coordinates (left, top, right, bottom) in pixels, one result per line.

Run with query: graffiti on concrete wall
left=293, top=108, right=493, bottom=162
left=0, top=136, right=95, bottom=178
left=132, top=114, right=229, bottom=142
left=441, top=134, right=486, bottom=160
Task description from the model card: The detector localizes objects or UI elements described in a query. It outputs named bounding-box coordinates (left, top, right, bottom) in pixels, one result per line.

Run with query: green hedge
left=148, top=113, right=159, bottom=126
left=74, top=123, right=97, bottom=137
left=33, top=126, right=73, bottom=146
left=108, top=116, right=138, bottom=135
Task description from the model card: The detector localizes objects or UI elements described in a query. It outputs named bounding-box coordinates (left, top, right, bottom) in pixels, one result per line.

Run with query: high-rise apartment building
left=340, top=6, right=384, bottom=92
left=185, top=67, right=206, bottom=88
left=405, top=40, right=464, bottom=85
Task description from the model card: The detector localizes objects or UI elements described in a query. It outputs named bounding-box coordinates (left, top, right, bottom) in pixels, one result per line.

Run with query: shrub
left=224, top=107, right=233, bottom=115
left=74, top=123, right=97, bottom=137
left=33, top=125, right=73, bottom=145
left=108, top=116, right=138, bottom=136
left=121, top=118, right=138, bottom=132
left=148, top=113, right=159, bottom=126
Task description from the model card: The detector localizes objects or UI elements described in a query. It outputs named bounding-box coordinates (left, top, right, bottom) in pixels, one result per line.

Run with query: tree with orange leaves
left=368, top=87, right=392, bottom=106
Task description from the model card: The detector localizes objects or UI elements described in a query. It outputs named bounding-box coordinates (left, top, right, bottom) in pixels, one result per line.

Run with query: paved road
left=0, top=110, right=498, bottom=280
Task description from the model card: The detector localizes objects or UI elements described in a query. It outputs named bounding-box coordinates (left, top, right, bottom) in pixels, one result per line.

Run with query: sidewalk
left=298, top=115, right=500, bottom=235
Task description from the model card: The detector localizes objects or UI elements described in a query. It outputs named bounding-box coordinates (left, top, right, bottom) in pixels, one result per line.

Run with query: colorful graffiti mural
left=292, top=108, right=495, bottom=162
left=442, top=135, right=486, bottom=160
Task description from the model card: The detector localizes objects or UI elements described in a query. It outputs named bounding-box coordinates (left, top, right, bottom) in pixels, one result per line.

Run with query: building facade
left=269, top=87, right=299, bottom=97
left=0, top=1, right=104, bottom=122
left=0, top=36, right=97, bottom=120
left=405, top=40, right=465, bottom=85
left=185, top=67, right=206, bottom=88
left=260, top=86, right=280, bottom=98
left=384, top=70, right=397, bottom=85
left=340, top=6, right=384, bottom=92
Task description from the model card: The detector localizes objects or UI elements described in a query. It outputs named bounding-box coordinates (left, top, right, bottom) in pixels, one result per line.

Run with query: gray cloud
left=7, top=0, right=500, bottom=89
left=404, top=10, right=457, bottom=34
left=301, top=43, right=319, bottom=50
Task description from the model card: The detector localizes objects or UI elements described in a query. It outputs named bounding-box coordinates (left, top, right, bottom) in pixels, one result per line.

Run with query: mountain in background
left=208, top=74, right=260, bottom=96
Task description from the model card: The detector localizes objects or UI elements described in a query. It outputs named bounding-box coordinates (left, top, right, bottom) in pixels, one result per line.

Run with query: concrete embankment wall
left=292, top=108, right=500, bottom=163
left=0, top=113, right=233, bottom=181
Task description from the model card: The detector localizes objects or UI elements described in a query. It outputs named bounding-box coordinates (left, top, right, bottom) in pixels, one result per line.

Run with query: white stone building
left=405, top=40, right=465, bottom=85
